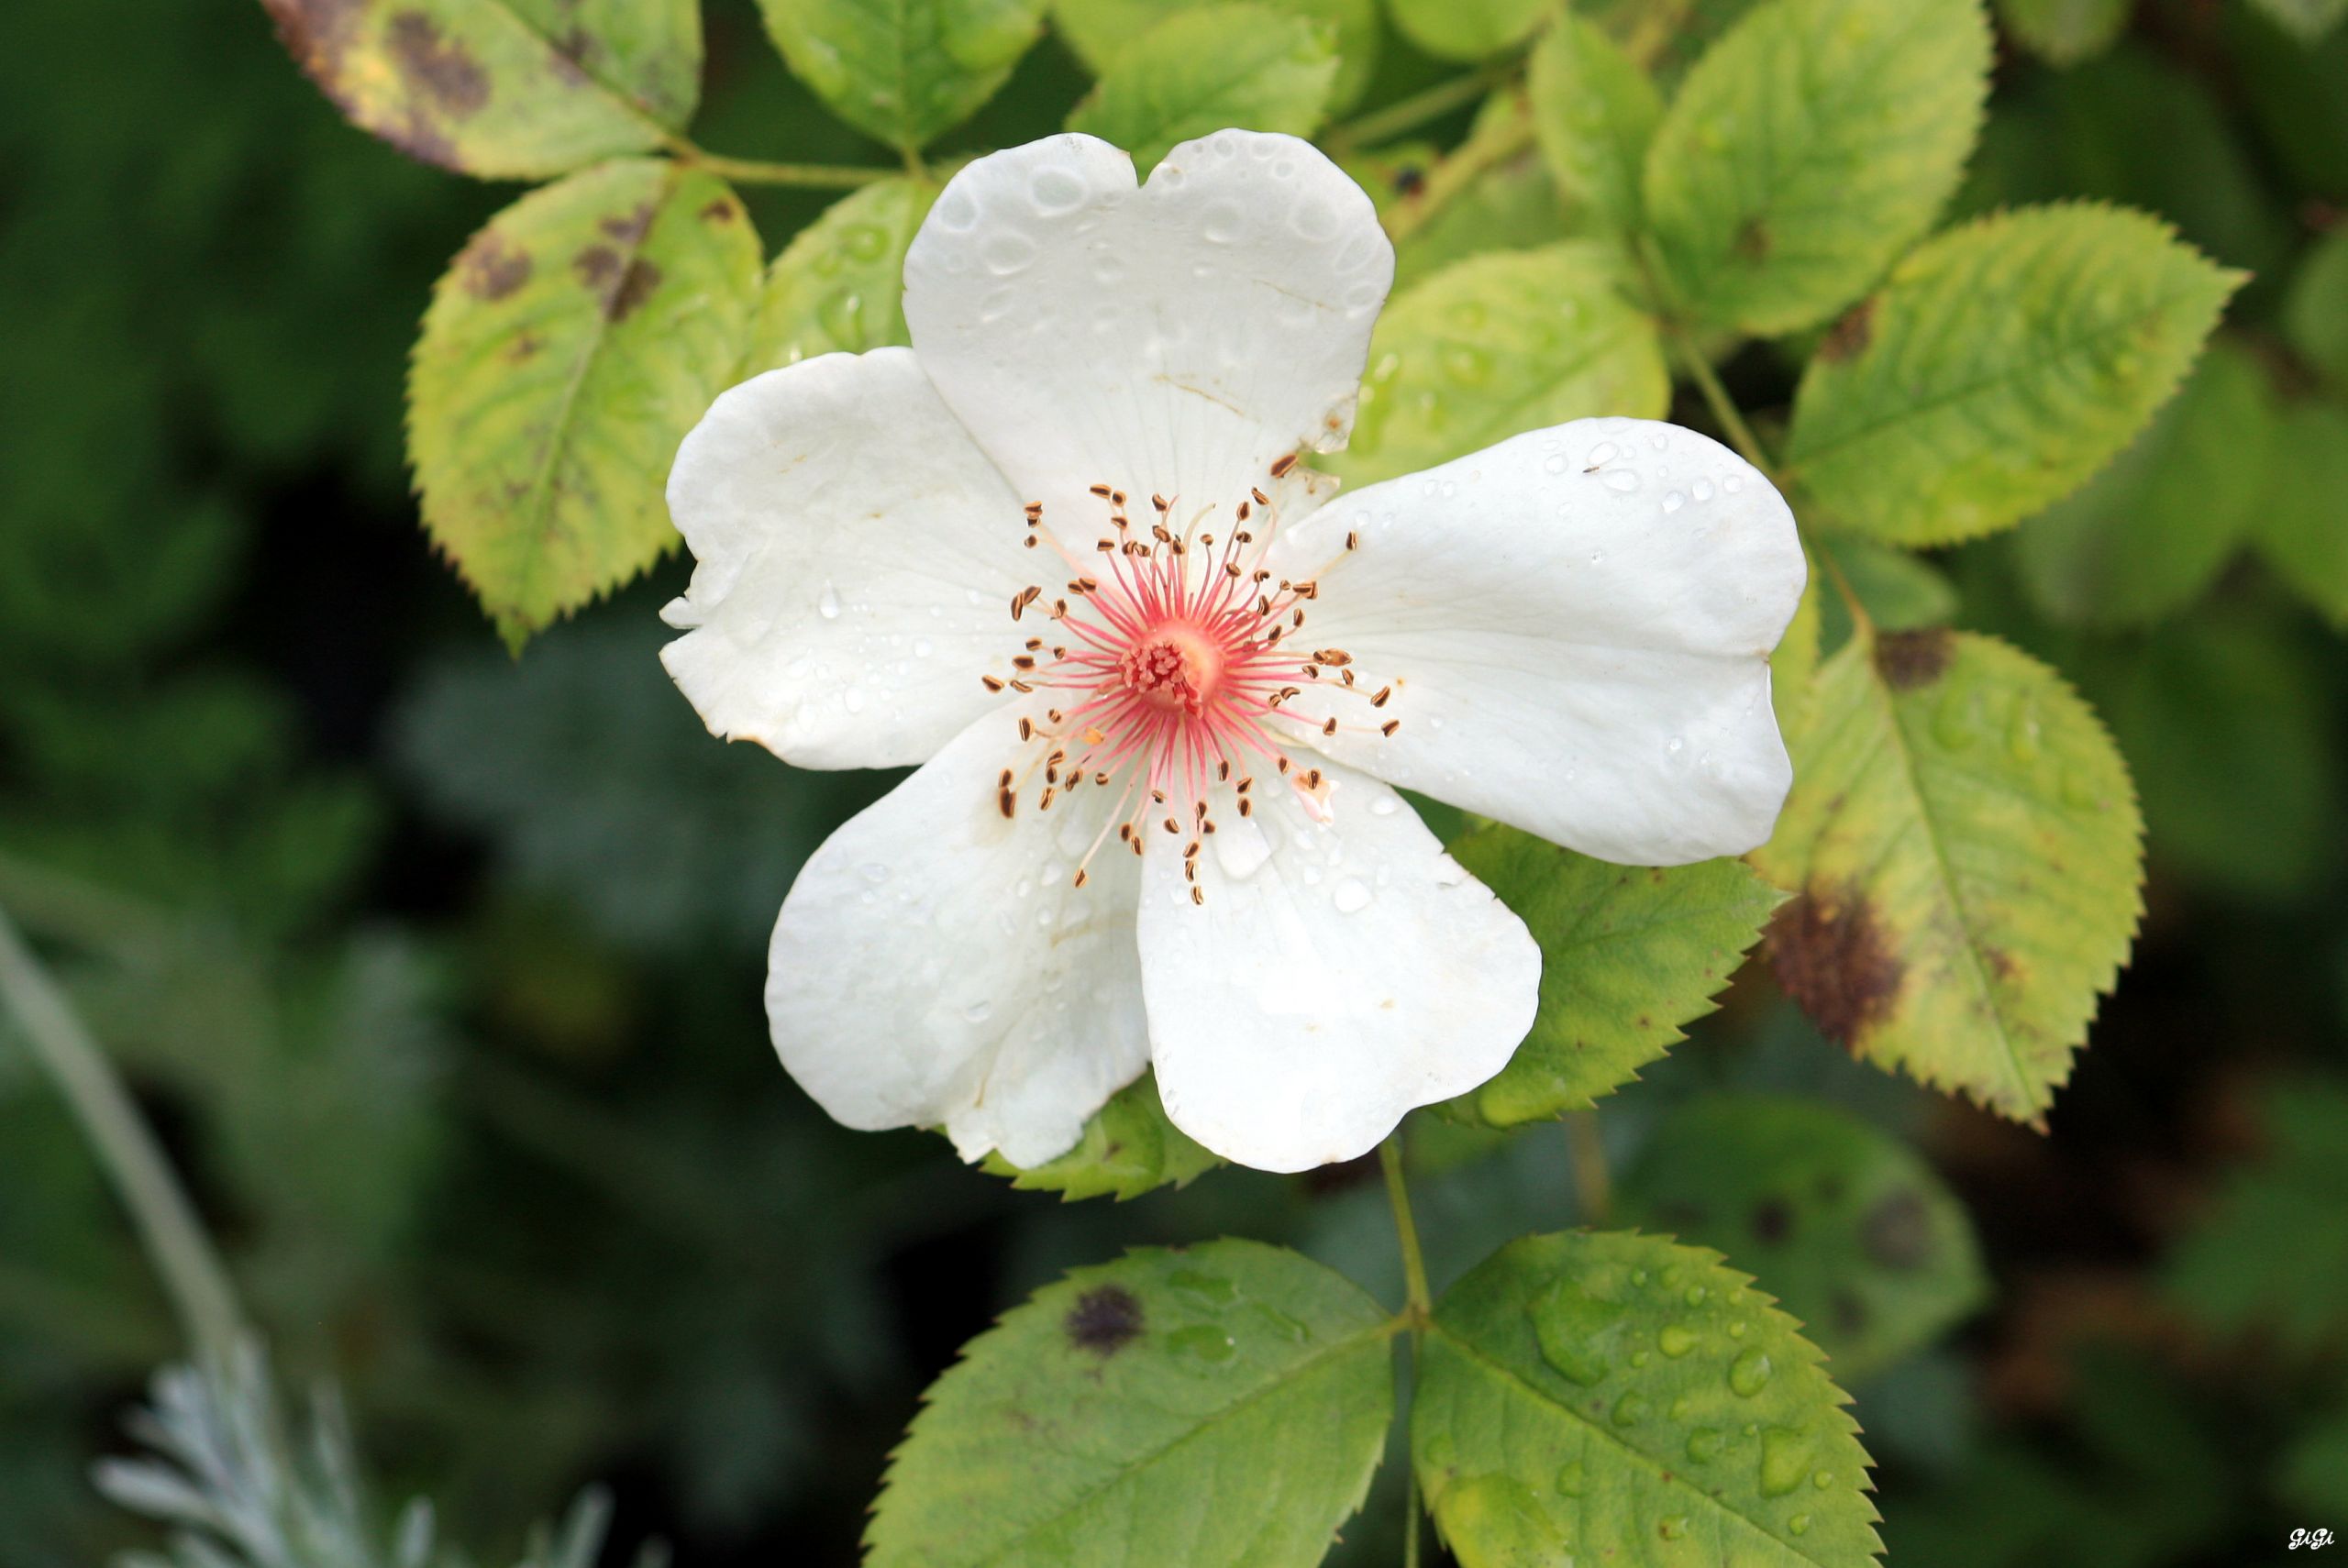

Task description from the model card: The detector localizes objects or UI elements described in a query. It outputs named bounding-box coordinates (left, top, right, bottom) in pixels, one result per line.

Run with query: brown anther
left=1118, top=823, right=1133, bottom=842
left=1342, top=670, right=1356, bottom=687
left=1303, top=768, right=1323, bottom=789
left=1216, top=761, right=1231, bottom=781
left=1314, top=649, right=1352, bottom=667
left=1191, top=886, right=1204, bottom=905
left=1225, top=562, right=1243, bottom=579
left=1323, top=717, right=1338, bottom=736
left=1236, top=502, right=1252, bottom=522
left=1008, top=679, right=1034, bottom=692
left=1302, top=664, right=1320, bottom=679
left=999, top=768, right=1014, bottom=788
left=998, top=788, right=1017, bottom=818
left=1277, top=756, right=1291, bottom=774
left=1371, top=685, right=1392, bottom=707
left=1073, top=869, right=1089, bottom=889
left=981, top=675, right=1005, bottom=692
left=1380, top=720, right=1400, bottom=736
left=1164, top=817, right=1180, bottom=834
left=1184, top=862, right=1197, bottom=883
left=1024, top=536, right=1038, bottom=548
left=1024, top=501, right=1044, bottom=519
left=1040, top=788, right=1056, bottom=810
left=1089, top=483, right=1113, bottom=497
left=1013, top=656, right=1036, bottom=670
left=1018, top=718, right=1034, bottom=740
left=1236, top=777, right=1253, bottom=792
left=1112, top=490, right=1126, bottom=506
left=1238, top=797, right=1254, bottom=817
left=1251, top=487, right=1270, bottom=506
left=1185, top=842, right=1200, bottom=860
left=1270, top=453, right=1298, bottom=478
left=1152, top=493, right=1169, bottom=512
left=1152, top=789, right=1168, bottom=804
left=1346, top=531, right=1359, bottom=550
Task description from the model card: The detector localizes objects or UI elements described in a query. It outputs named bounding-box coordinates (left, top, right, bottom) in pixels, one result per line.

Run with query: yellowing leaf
left=1643, top=0, right=1992, bottom=336
left=1331, top=242, right=1667, bottom=486
left=409, top=160, right=763, bottom=646
left=260, top=0, right=701, bottom=178
left=1785, top=204, right=2243, bottom=546
left=1750, top=629, right=2143, bottom=1125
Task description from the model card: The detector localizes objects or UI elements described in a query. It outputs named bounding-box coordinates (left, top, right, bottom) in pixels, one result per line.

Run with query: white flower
left=659, top=130, right=1804, bottom=1174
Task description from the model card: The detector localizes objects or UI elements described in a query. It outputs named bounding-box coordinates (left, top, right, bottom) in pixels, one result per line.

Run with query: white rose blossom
left=659, top=130, right=1804, bottom=1174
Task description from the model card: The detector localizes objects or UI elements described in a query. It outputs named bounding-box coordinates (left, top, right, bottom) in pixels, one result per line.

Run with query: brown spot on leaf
left=1765, top=887, right=1903, bottom=1048
left=1821, top=298, right=1876, bottom=363
left=700, top=199, right=739, bottom=224
left=1064, top=1286, right=1144, bottom=1355
left=1874, top=626, right=1955, bottom=691
left=573, top=247, right=663, bottom=323
left=1735, top=216, right=1771, bottom=260
left=600, top=203, right=656, bottom=246
left=458, top=232, right=532, bottom=302
left=1861, top=1190, right=1933, bottom=1271
left=388, top=13, right=489, bottom=116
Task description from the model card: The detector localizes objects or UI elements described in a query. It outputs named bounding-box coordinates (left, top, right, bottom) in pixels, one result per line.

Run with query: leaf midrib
left=474, top=0, right=686, bottom=137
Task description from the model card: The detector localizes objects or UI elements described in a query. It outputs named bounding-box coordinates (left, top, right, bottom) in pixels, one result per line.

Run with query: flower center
left=974, top=459, right=1403, bottom=900
left=1120, top=625, right=1222, bottom=714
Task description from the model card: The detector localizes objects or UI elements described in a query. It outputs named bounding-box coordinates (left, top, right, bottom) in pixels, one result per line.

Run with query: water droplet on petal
left=817, top=582, right=842, bottom=619
left=964, top=999, right=993, bottom=1023
left=1333, top=878, right=1372, bottom=914
left=1604, top=470, right=1642, bottom=493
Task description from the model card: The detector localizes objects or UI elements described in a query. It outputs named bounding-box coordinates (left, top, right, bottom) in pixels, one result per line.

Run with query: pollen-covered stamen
left=981, top=463, right=1398, bottom=894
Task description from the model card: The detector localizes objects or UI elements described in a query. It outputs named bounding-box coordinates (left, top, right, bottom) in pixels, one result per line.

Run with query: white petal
left=767, top=701, right=1149, bottom=1167
left=1137, top=764, right=1538, bottom=1173
left=903, top=130, right=1392, bottom=528
left=1268, top=417, right=1805, bottom=865
left=661, top=348, right=1030, bottom=770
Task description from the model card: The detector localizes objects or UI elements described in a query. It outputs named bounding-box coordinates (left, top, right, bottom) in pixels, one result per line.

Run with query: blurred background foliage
left=2, top=0, right=2346, bottom=1562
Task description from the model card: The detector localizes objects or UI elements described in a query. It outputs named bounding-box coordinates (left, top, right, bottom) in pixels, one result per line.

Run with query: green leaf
left=1384, top=0, right=1546, bottom=61
left=1774, top=561, right=1826, bottom=739
left=1066, top=5, right=1338, bottom=174
left=1441, top=824, right=1784, bottom=1127
left=2284, top=226, right=2348, bottom=391
left=1330, top=242, right=1668, bottom=486
left=1414, top=1230, right=1881, bottom=1568
left=1053, top=0, right=1381, bottom=113
left=2091, top=613, right=2340, bottom=899
left=1785, top=204, right=2243, bottom=547
left=1994, top=0, right=2132, bottom=66
left=1643, top=0, right=1992, bottom=336
left=2011, top=339, right=2274, bottom=627
left=2230, top=3, right=2348, bottom=200
left=868, top=1240, right=1394, bottom=1567
left=2165, top=1077, right=2348, bottom=1357
left=980, top=1073, right=1222, bottom=1199
left=1528, top=14, right=1663, bottom=237
left=1819, top=538, right=1957, bottom=634
left=1343, top=102, right=1574, bottom=293
left=2283, top=1407, right=2348, bottom=1515
left=409, top=160, right=764, bottom=646
left=1750, top=628, right=2143, bottom=1124
left=2255, top=400, right=2348, bottom=626
left=260, top=0, right=701, bottom=179
left=757, top=0, right=1048, bottom=150
left=2250, top=0, right=2348, bottom=41
left=744, top=177, right=936, bottom=375
left=1618, top=1098, right=1988, bottom=1381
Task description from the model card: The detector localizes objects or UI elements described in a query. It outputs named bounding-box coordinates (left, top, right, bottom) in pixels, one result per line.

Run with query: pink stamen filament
left=980, top=461, right=1396, bottom=896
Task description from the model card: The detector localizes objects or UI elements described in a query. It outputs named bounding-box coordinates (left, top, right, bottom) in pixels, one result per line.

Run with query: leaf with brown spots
left=1619, top=1097, right=1988, bottom=1380
left=1750, top=627, right=2144, bottom=1123
left=260, top=0, right=702, bottom=178
left=869, top=1240, right=1392, bottom=1568
left=410, top=160, right=761, bottom=647
left=1642, top=0, right=1991, bottom=335
left=1440, top=823, right=1784, bottom=1127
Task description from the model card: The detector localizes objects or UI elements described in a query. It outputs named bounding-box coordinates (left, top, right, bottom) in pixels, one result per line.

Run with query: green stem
left=1379, top=1136, right=1433, bottom=1567
left=1562, top=1110, right=1612, bottom=1225
left=1379, top=1138, right=1434, bottom=1320
left=1667, top=325, right=1776, bottom=479
left=1328, top=61, right=1518, bottom=152
left=666, top=138, right=894, bottom=189
left=0, top=903, right=243, bottom=1360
